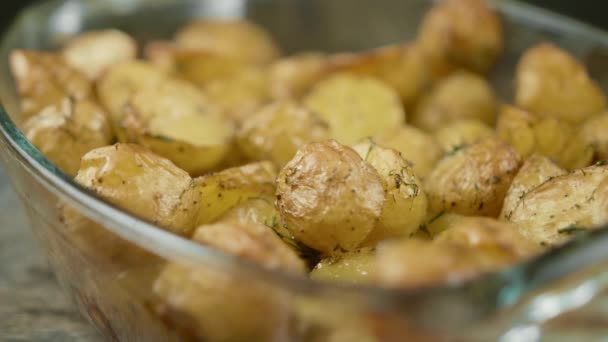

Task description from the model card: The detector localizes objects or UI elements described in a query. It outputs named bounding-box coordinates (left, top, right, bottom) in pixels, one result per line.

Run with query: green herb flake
left=429, top=210, right=446, bottom=224
left=596, top=160, right=608, bottom=166
left=364, top=137, right=377, bottom=162
left=557, top=225, right=587, bottom=235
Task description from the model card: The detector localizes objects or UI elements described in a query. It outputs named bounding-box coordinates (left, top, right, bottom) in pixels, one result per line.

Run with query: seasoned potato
left=23, top=98, right=113, bottom=176
left=236, top=100, right=329, bottom=166
left=9, top=49, right=92, bottom=118
left=62, top=29, right=137, bottom=80
left=352, top=141, right=428, bottom=245
left=329, top=44, right=429, bottom=108
left=269, top=53, right=330, bottom=99
left=375, top=125, right=442, bottom=180
left=304, top=74, right=404, bottom=145
left=276, top=141, right=385, bottom=255
left=433, top=119, right=495, bottom=153
left=425, top=137, right=521, bottom=217
left=96, top=61, right=168, bottom=126
left=311, top=248, right=375, bottom=284
left=154, top=222, right=303, bottom=342
left=499, top=155, right=566, bottom=221
left=194, top=161, right=277, bottom=226
left=417, top=0, right=503, bottom=74
left=579, top=113, right=608, bottom=161
left=75, top=144, right=198, bottom=235
left=121, top=78, right=234, bottom=175
left=504, top=164, right=608, bottom=247
left=411, top=72, right=497, bottom=132
left=175, top=19, right=281, bottom=65
left=496, top=105, right=594, bottom=170
left=515, top=43, right=606, bottom=124
left=217, top=197, right=278, bottom=226
left=375, top=239, right=514, bottom=288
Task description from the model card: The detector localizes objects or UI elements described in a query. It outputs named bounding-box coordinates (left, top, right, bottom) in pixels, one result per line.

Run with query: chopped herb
left=596, top=160, right=608, bottom=166
left=429, top=210, right=446, bottom=224
left=155, top=135, right=175, bottom=143
left=557, top=225, right=587, bottom=235
left=419, top=224, right=431, bottom=238
left=364, top=138, right=376, bottom=161
left=447, top=145, right=465, bottom=157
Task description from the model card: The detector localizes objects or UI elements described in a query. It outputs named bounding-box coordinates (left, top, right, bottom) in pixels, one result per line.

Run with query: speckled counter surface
left=0, top=168, right=101, bottom=341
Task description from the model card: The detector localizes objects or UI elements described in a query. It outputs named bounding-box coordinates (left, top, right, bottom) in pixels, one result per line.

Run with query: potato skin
left=175, top=19, right=281, bottom=65
left=411, top=72, right=497, bottom=132
left=62, top=29, right=137, bottom=80
left=23, top=98, right=113, bottom=176
left=425, top=137, right=522, bottom=217
left=417, top=0, right=503, bottom=74
left=311, top=248, right=375, bottom=284
left=579, top=113, right=608, bottom=161
left=375, top=126, right=442, bottom=180
left=236, top=100, right=329, bottom=167
left=505, top=165, right=608, bottom=247
left=75, top=143, right=197, bottom=236
left=496, top=105, right=594, bottom=170
left=276, top=140, right=384, bottom=255
left=304, top=74, right=405, bottom=145
left=433, top=119, right=495, bottom=153
left=499, top=154, right=566, bottom=221
left=9, top=49, right=92, bottom=119
left=352, top=141, right=428, bottom=245
left=515, top=43, right=606, bottom=124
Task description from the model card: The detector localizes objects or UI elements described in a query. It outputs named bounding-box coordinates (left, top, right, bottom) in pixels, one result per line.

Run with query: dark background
left=0, top=1, right=607, bottom=34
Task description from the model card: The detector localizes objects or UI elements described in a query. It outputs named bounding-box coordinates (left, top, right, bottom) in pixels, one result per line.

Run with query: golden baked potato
left=579, top=113, right=608, bottom=161
left=311, top=248, right=375, bottom=284
left=411, top=71, right=497, bottom=132
left=121, top=78, right=234, bottom=175
left=9, top=49, right=92, bottom=119
left=433, top=119, right=495, bottom=153
left=515, top=43, right=606, bottom=124
left=425, top=137, right=521, bottom=217
left=268, top=53, right=330, bottom=99
left=276, top=140, right=385, bottom=255
left=304, top=74, right=405, bottom=145
left=62, top=29, right=137, bottom=80
left=352, top=141, right=428, bottom=245
left=375, top=125, right=442, bottom=180
left=496, top=105, right=594, bottom=170
left=23, top=98, right=113, bottom=176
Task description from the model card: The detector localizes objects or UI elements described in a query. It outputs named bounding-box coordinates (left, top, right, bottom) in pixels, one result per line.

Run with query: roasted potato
left=75, top=143, right=198, bottom=235
left=62, top=29, right=137, bottom=80
left=304, top=74, right=405, bottom=145
left=96, top=61, right=168, bottom=127
left=425, top=137, right=522, bottom=217
left=236, top=100, right=329, bottom=167
left=375, top=125, right=442, bottom=180
left=515, top=43, right=606, bottom=124
left=496, top=105, right=594, bottom=170
left=154, top=222, right=303, bottom=342
left=579, top=113, right=608, bottom=161
left=121, top=78, right=234, bottom=175
left=504, top=164, right=608, bottom=247
left=9, top=49, right=92, bottom=119
left=433, top=119, right=495, bottom=153
left=311, top=248, right=375, bottom=284
left=417, top=0, right=503, bottom=74
left=269, top=53, right=330, bottom=99
left=23, top=98, right=113, bottom=176
left=411, top=71, right=497, bottom=132
left=193, top=161, right=277, bottom=226
left=175, top=19, right=281, bottom=65
left=352, top=141, right=428, bottom=245
left=499, top=154, right=567, bottom=221
left=276, top=141, right=385, bottom=255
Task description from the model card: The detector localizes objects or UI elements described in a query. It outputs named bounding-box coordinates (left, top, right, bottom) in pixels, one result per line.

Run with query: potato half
left=269, top=53, right=330, bottom=100
left=433, top=119, right=495, bottom=153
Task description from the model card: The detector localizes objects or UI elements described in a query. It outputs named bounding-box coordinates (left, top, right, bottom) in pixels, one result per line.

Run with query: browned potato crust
left=9, top=49, right=92, bottom=119
left=236, top=100, right=329, bottom=167
left=269, top=53, right=330, bottom=99
left=433, top=119, right=495, bottom=153
left=515, top=43, right=606, bottom=124
left=62, top=29, right=137, bottom=80
left=417, top=0, right=503, bottom=74
left=425, top=137, right=522, bottom=217
left=23, top=98, right=113, bottom=176
left=175, top=19, right=281, bottom=65
left=75, top=143, right=197, bottom=236
left=375, top=126, right=442, bottom=180
left=411, top=71, right=497, bottom=132
left=276, top=141, right=384, bottom=255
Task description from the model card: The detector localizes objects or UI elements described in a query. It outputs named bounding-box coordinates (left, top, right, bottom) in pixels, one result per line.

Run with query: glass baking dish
left=1, top=0, right=608, bottom=340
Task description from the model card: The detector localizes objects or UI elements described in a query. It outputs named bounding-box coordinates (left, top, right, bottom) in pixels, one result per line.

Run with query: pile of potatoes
left=10, top=0, right=608, bottom=339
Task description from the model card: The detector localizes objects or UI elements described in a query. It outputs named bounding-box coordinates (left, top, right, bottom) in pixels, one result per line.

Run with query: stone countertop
left=0, top=169, right=101, bottom=341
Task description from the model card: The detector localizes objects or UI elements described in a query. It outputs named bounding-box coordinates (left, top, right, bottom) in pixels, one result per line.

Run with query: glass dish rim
left=2, top=0, right=608, bottom=314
